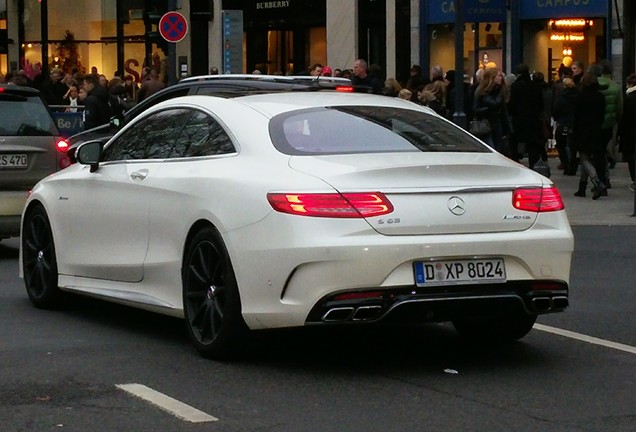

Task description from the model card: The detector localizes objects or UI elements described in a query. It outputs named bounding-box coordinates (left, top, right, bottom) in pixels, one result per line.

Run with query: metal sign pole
left=168, top=0, right=177, bottom=85
left=452, top=0, right=467, bottom=130
left=632, top=150, right=636, bottom=217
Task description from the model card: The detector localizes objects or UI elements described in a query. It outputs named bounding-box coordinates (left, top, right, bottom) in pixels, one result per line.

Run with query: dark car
left=64, top=74, right=353, bottom=163
left=0, top=85, right=65, bottom=240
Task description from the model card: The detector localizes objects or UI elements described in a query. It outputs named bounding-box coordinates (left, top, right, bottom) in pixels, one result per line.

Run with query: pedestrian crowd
left=345, top=56, right=635, bottom=198
left=1, top=63, right=166, bottom=131
left=2, top=57, right=634, bottom=196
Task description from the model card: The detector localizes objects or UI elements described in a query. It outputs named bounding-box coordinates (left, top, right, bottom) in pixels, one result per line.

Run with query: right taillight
left=513, top=187, right=564, bottom=212
left=267, top=192, right=393, bottom=218
left=55, top=139, right=72, bottom=169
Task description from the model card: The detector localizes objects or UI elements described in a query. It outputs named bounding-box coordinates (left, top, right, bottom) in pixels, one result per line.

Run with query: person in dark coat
left=82, top=74, right=112, bottom=130
left=406, top=64, right=427, bottom=92
left=552, top=77, right=578, bottom=175
left=41, top=68, right=69, bottom=106
left=572, top=72, right=607, bottom=199
left=508, top=64, right=545, bottom=168
left=473, top=67, right=510, bottom=155
left=618, top=73, right=636, bottom=188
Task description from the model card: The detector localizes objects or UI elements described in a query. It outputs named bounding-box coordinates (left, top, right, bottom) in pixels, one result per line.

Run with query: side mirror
left=76, top=140, right=104, bottom=172
left=110, top=117, right=121, bottom=128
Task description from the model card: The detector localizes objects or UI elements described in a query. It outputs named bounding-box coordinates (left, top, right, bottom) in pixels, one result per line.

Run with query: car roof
left=151, top=91, right=429, bottom=119
left=179, top=74, right=352, bottom=87
left=121, top=74, right=352, bottom=119
left=0, top=84, right=43, bottom=97
left=66, top=74, right=357, bottom=146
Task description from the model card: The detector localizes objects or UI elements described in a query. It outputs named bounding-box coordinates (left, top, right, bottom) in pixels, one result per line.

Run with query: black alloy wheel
left=182, top=226, right=247, bottom=359
left=22, top=204, right=62, bottom=308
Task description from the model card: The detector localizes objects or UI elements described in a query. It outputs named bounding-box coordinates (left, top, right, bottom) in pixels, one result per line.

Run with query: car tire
left=182, top=226, right=248, bottom=360
left=22, top=204, right=62, bottom=308
left=452, top=311, right=537, bottom=343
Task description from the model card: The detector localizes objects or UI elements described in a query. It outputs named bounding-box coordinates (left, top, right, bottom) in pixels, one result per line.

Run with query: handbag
left=469, top=118, right=491, bottom=137
left=532, top=159, right=551, bottom=178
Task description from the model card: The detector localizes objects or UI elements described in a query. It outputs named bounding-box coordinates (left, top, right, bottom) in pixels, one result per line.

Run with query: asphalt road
left=1, top=227, right=635, bottom=432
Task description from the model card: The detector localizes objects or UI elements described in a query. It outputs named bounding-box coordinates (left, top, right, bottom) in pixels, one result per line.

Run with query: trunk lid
left=289, top=153, right=546, bottom=235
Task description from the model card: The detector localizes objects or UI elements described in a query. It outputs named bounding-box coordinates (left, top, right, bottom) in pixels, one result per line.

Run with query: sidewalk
left=544, top=158, right=636, bottom=226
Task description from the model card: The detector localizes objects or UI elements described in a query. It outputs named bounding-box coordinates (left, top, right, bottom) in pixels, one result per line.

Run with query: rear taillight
left=56, top=139, right=69, bottom=153
left=55, top=139, right=72, bottom=169
left=513, top=187, right=564, bottom=212
left=267, top=192, right=393, bottom=218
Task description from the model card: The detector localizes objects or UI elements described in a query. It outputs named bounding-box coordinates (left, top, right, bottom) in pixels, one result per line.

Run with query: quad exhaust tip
left=532, top=296, right=569, bottom=312
left=322, top=305, right=384, bottom=322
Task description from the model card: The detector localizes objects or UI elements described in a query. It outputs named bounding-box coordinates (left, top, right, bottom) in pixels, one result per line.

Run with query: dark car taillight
left=56, top=139, right=72, bottom=169
left=56, top=139, right=69, bottom=153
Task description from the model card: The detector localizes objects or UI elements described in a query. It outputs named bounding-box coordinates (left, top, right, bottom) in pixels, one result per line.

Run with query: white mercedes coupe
left=20, top=91, right=574, bottom=359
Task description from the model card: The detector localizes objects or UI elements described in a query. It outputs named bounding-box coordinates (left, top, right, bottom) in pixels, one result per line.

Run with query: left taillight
left=267, top=192, right=394, bottom=218
left=513, top=187, right=564, bottom=212
left=56, top=139, right=72, bottom=169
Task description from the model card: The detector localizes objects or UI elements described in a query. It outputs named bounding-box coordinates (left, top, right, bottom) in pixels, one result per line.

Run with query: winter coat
left=552, top=86, right=578, bottom=130
left=473, top=85, right=510, bottom=152
left=83, top=85, right=112, bottom=130
left=572, top=84, right=606, bottom=154
left=473, top=85, right=508, bottom=131
left=508, top=73, right=544, bottom=144
left=597, top=75, right=622, bottom=130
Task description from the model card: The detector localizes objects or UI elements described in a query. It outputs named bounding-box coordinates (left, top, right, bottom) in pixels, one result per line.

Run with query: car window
left=0, top=95, right=58, bottom=136
left=171, top=110, right=236, bottom=158
left=102, top=108, right=191, bottom=161
left=269, top=106, right=490, bottom=155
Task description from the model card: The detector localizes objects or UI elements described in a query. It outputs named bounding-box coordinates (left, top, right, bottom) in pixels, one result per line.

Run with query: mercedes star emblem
left=447, top=196, right=466, bottom=216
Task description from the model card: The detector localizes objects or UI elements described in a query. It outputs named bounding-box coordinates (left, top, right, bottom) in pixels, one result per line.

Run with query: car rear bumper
left=0, top=215, right=21, bottom=238
left=0, top=191, right=28, bottom=237
left=305, top=280, right=569, bottom=324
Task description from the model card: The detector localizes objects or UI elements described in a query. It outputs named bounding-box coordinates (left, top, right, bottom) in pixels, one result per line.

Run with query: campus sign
left=428, top=0, right=507, bottom=24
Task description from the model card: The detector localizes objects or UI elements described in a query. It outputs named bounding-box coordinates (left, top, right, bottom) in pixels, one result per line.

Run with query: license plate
left=414, top=258, right=506, bottom=287
left=0, top=154, right=28, bottom=168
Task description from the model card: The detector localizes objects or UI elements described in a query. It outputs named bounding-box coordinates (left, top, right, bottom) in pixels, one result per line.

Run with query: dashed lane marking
left=535, top=324, right=636, bottom=355
left=116, top=383, right=218, bottom=423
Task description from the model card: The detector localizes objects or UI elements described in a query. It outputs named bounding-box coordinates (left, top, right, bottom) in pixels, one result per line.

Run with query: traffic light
left=144, top=0, right=168, bottom=55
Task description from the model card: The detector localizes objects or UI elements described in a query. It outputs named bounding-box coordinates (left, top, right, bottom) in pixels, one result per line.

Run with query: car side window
left=101, top=108, right=191, bottom=161
left=171, top=110, right=236, bottom=158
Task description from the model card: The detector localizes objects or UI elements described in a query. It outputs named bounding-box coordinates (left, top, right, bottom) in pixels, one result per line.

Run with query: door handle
left=130, top=169, right=149, bottom=181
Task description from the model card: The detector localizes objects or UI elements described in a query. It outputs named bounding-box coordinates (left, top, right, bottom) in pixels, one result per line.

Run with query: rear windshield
left=269, top=106, right=490, bottom=155
left=0, top=95, right=58, bottom=136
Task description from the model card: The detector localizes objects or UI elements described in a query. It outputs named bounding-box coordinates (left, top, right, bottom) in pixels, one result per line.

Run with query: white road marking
left=116, top=383, right=218, bottom=423
left=535, top=324, right=636, bottom=355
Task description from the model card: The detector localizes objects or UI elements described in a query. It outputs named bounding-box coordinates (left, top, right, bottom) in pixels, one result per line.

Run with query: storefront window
left=521, top=18, right=605, bottom=82
left=429, top=21, right=504, bottom=82
left=1, top=12, right=7, bottom=75
left=21, top=1, right=165, bottom=84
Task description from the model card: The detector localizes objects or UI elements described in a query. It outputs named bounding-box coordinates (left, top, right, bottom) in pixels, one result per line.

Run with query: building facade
left=0, top=0, right=633, bottom=86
